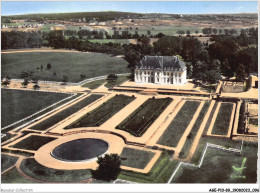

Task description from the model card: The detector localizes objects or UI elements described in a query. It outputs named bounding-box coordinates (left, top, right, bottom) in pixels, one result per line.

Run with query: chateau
left=135, top=56, right=187, bottom=85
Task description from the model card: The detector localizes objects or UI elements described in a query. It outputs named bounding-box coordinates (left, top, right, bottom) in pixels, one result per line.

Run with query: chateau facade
left=135, top=56, right=187, bottom=85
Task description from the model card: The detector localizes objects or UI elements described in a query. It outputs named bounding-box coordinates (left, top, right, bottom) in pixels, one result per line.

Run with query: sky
left=1, top=1, right=258, bottom=16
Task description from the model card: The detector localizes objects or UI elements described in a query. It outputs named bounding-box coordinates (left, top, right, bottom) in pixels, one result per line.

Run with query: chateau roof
left=136, top=56, right=186, bottom=71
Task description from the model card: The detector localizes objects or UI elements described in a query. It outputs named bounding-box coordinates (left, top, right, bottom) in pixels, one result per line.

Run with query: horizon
left=1, top=1, right=258, bottom=16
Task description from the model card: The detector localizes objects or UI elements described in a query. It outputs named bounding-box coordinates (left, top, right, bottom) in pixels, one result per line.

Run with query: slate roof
left=136, top=56, right=186, bottom=71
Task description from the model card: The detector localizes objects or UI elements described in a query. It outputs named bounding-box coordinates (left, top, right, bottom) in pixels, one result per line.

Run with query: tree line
left=2, top=27, right=258, bottom=83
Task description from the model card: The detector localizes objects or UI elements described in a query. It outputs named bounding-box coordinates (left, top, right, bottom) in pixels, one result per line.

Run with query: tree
left=33, top=84, right=40, bottom=90
left=21, top=78, right=29, bottom=88
left=236, top=64, right=246, bottom=82
left=221, top=59, right=234, bottom=79
left=195, top=30, right=198, bottom=34
left=2, top=76, right=11, bottom=87
left=46, top=63, right=52, bottom=70
left=91, top=154, right=121, bottom=181
left=186, top=30, right=191, bottom=36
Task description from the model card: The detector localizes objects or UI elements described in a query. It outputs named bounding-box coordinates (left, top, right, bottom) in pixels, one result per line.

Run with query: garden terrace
left=29, top=94, right=103, bottom=131
left=120, top=147, right=155, bottom=169
left=211, top=103, right=234, bottom=135
left=11, top=135, right=57, bottom=151
left=157, top=101, right=200, bottom=147
left=20, top=158, right=92, bottom=182
left=1, top=89, right=71, bottom=128
left=116, top=97, right=173, bottom=137
left=118, top=151, right=179, bottom=183
left=1, top=154, right=19, bottom=173
left=65, top=94, right=135, bottom=129
left=172, top=142, right=257, bottom=183
left=2, top=52, right=129, bottom=83
left=179, top=101, right=210, bottom=159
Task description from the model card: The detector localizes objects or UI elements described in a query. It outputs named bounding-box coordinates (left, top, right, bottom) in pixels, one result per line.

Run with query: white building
left=135, top=56, right=187, bottom=85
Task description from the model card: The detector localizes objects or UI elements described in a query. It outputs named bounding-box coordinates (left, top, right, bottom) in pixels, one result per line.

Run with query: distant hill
left=2, top=11, right=257, bottom=22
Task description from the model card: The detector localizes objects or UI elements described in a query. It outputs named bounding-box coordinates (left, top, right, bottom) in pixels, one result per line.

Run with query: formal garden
left=65, top=94, right=135, bottom=128
left=29, top=94, right=103, bottom=131
left=157, top=100, right=200, bottom=147
left=116, top=97, right=173, bottom=137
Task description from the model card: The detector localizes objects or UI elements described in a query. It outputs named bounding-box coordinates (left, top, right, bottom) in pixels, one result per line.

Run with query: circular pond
left=51, top=138, right=109, bottom=162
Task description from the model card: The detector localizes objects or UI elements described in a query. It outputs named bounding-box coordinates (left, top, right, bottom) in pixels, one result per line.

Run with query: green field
left=1, top=154, right=19, bottom=173
left=89, top=39, right=130, bottom=44
left=65, top=94, right=135, bottom=128
left=179, top=101, right=210, bottom=159
left=157, top=101, right=200, bottom=147
left=116, top=97, right=173, bottom=137
left=120, top=147, right=155, bottom=169
left=29, top=94, right=103, bottom=131
left=11, top=135, right=57, bottom=151
left=1, top=89, right=71, bottom=128
left=172, top=142, right=257, bottom=183
left=212, top=103, right=234, bottom=135
left=2, top=52, right=129, bottom=83
left=20, top=158, right=92, bottom=182
left=118, top=151, right=178, bottom=183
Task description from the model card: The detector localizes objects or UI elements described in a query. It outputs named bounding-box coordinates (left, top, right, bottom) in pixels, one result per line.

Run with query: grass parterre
left=120, top=147, right=155, bottom=169
left=157, top=100, right=200, bottom=147
left=65, top=94, right=135, bottom=129
left=212, top=103, right=234, bottom=135
left=20, top=158, right=92, bottom=182
left=1, top=89, right=71, bottom=128
left=179, top=101, right=210, bottom=159
left=116, top=97, right=173, bottom=137
left=11, top=135, right=57, bottom=151
left=29, top=94, right=103, bottom=131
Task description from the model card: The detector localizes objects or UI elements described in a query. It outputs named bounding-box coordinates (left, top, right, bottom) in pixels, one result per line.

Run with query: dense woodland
left=1, top=27, right=258, bottom=83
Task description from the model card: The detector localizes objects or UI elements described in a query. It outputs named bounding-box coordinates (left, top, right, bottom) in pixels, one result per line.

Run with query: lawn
left=116, top=97, right=173, bottom=137
left=120, top=147, right=155, bottom=169
left=157, top=101, right=200, bottom=147
left=11, top=135, right=57, bottom=151
left=190, top=136, right=242, bottom=165
left=29, top=94, right=103, bottom=131
left=65, top=94, right=135, bottom=128
left=118, top=151, right=179, bottom=183
left=1, top=154, right=19, bottom=173
left=82, top=79, right=107, bottom=89
left=20, top=158, right=92, bottom=182
left=82, top=75, right=129, bottom=89
left=88, top=39, right=130, bottom=44
left=1, top=167, right=37, bottom=183
left=211, top=103, right=234, bottom=135
left=1, top=89, right=71, bottom=128
left=1, top=133, right=17, bottom=143
left=237, top=101, right=245, bottom=134
left=179, top=101, right=210, bottom=159
left=2, top=52, right=129, bottom=83
left=172, top=142, right=257, bottom=183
